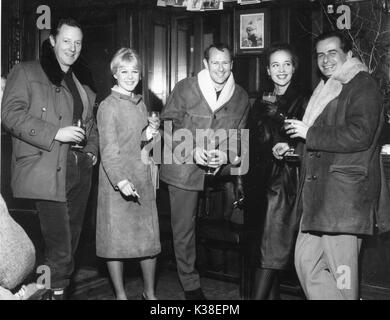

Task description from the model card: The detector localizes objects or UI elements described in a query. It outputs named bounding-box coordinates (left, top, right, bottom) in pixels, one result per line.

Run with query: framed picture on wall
left=234, top=8, right=270, bottom=55
left=237, top=0, right=261, bottom=4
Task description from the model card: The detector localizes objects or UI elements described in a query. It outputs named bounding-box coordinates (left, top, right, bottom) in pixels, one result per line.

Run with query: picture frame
left=237, top=0, right=261, bottom=4
left=234, top=8, right=270, bottom=55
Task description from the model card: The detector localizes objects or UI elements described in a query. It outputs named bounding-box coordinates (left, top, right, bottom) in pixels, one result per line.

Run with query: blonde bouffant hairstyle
left=110, top=48, right=142, bottom=75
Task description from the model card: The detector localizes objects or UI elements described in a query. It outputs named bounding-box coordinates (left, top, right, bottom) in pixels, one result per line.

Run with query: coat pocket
left=326, top=165, right=369, bottom=212
left=329, top=165, right=367, bottom=183
left=184, top=112, right=211, bottom=131
left=15, top=151, right=43, bottom=166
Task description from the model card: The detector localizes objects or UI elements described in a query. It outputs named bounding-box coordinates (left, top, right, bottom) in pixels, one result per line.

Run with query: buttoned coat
left=159, top=76, right=250, bottom=191
left=297, top=72, right=383, bottom=235
left=96, top=91, right=161, bottom=258
left=1, top=41, right=98, bottom=202
left=246, top=84, right=308, bottom=269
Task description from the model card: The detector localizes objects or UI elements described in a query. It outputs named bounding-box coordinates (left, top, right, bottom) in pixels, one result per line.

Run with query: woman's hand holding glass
left=147, top=111, right=160, bottom=138
left=272, top=142, right=291, bottom=160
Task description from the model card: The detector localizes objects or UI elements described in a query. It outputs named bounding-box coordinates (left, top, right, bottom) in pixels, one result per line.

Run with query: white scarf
left=302, top=57, right=368, bottom=127
left=197, top=69, right=236, bottom=112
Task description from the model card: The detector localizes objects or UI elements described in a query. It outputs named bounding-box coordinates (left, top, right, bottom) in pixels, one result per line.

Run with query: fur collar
left=303, top=57, right=367, bottom=127
left=197, top=69, right=235, bottom=112
left=40, top=39, right=96, bottom=92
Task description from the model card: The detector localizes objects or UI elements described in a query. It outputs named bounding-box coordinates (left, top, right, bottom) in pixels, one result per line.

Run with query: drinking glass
left=72, top=119, right=86, bottom=149
left=148, top=111, right=160, bottom=130
left=262, top=91, right=277, bottom=104
left=283, top=117, right=300, bottom=162
left=148, top=111, right=160, bottom=120
left=205, top=138, right=217, bottom=175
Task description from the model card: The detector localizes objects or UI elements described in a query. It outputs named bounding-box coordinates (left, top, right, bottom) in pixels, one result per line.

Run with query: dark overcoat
left=1, top=40, right=98, bottom=202
left=298, top=72, right=384, bottom=235
left=245, top=84, right=308, bottom=269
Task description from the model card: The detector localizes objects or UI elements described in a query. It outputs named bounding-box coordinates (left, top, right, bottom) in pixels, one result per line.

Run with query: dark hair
left=203, top=43, right=233, bottom=62
left=50, top=18, right=82, bottom=38
left=314, top=30, right=352, bottom=54
left=265, top=42, right=299, bottom=70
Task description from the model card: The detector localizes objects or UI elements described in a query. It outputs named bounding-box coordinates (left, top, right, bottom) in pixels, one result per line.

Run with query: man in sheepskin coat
left=280, top=31, right=384, bottom=300
left=160, top=43, right=250, bottom=300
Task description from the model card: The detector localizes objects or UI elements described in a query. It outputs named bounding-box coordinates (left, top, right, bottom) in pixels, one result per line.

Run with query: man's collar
left=40, top=38, right=96, bottom=92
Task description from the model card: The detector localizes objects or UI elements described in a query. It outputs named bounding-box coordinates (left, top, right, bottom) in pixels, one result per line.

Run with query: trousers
left=294, top=224, right=362, bottom=300
left=36, top=150, right=93, bottom=289
left=167, top=184, right=201, bottom=291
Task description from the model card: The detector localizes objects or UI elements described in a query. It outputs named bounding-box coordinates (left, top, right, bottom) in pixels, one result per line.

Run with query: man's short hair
left=204, top=43, right=233, bottom=62
left=265, top=42, right=299, bottom=70
left=110, top=48, right=142, bottom=75
left=50, top=18, right=83, bottom=38
left=314, top=30, right=352, bottom=54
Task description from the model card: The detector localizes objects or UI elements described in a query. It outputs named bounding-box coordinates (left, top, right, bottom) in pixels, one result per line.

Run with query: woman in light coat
left=96, top=48, right=160, bottom=300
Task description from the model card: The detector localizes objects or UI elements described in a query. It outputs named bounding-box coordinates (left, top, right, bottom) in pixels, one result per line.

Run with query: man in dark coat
left=281, top=31, right=383, bottom=299
left=1, top=18, right=98, bottom=299
left=160, top=43, right=250, bottom=299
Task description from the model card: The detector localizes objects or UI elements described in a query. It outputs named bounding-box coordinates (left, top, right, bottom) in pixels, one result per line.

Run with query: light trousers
left=294, top=225, right=362, bottom=300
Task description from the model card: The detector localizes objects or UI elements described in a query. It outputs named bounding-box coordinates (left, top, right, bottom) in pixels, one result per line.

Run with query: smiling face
left=203, top=47, right=233, bottom=91
left=316, top=36, right=352, bottom=78
left=267, top=50, right=295, bottom=92
left=50, top=24, right=83, bottom=72
left=114, top=60, right=141, bottom=93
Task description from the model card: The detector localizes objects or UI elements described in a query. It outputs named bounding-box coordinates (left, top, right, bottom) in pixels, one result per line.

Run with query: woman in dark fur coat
left=245, top=43, right=309, bottom=300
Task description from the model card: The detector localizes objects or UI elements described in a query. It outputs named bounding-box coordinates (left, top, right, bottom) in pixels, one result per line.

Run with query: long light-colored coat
left=96, top=90, right=161, bottom=258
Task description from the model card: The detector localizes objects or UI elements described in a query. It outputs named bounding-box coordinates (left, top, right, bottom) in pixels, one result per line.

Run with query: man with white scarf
left=276, top=31, right=383, bottom=299
left=160, top=43, right=250, bottom=300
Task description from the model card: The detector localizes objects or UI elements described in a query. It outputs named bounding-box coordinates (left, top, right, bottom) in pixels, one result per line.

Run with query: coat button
left=312, top=175, right=318, bottom=180
left=55, top=87, right=61, bottom=93
left=57, top=167, right=61, bottom=172
left=306, top=176, right=312, bottom=181
left=316, top=152, right=321, bottom=158
left=59, top=115, right=62, bottom=120
left=29, top=129, right=36, bottom=135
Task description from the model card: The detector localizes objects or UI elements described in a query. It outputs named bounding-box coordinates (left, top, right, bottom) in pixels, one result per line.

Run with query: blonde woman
left=96, top=48, right=160, bottom=300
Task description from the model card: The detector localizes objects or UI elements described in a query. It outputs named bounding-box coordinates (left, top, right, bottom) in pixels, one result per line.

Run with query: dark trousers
left=36, top=150, right=93, bottom=289
left=168, top=185, right=201, bottom=291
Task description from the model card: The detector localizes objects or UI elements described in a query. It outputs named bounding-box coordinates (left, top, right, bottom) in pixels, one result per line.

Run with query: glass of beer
left=72, top=119, right=86, bottom=149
